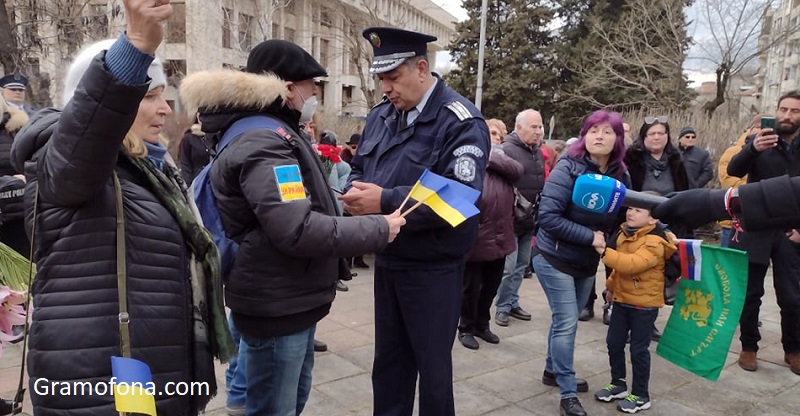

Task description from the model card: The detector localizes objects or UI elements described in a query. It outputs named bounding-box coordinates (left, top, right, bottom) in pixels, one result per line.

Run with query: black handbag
left=513, top=188, right=540, bottom=235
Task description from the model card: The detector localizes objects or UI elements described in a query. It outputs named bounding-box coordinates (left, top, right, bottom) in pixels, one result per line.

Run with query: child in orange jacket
left=593, top=206, right=677, bottom=414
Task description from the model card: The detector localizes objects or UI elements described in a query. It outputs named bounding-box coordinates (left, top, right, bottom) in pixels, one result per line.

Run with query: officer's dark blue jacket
left=348, top=76, right=490, bottom=267
left=535, top=156, right=629, bottom=270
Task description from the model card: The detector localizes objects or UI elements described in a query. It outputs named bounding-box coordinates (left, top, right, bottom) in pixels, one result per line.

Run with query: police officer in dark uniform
left=0, top=74, right=35, bottom=116
left=340, top=27, right=490, bottom=416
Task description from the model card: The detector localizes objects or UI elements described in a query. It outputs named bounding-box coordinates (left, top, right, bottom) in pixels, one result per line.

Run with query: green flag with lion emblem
left=656, top=240, right=747, bottom=381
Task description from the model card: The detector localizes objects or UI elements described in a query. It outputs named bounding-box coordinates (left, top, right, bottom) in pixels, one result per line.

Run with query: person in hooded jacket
left=10, top=3, right=236, bottom=415
left=178, top=39, right=405, bottom=415
left=0, top=97, right=29, bottom=257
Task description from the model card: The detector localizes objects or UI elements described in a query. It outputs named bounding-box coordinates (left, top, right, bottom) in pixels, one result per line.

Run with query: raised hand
left=123, top=0, right=173, bottom=55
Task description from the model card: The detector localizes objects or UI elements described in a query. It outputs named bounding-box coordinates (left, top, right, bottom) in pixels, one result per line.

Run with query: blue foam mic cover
left=572, top=174, right=627, bottom=214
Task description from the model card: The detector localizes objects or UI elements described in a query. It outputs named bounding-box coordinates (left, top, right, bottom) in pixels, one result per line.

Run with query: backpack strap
left=214, top=116, right=286, bottom=159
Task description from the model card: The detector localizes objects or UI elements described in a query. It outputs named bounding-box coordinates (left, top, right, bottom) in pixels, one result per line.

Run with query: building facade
left=19, top=0, right=456, bottom=117
left=754, top=0, right=800, bottom=109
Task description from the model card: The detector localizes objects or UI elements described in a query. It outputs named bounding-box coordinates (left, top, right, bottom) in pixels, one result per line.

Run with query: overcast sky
left=433, top=0, right=721, bottom=87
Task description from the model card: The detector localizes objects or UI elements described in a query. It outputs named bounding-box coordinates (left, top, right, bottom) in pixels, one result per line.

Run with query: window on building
left=320, top=39, right=330, bottom=68
left=164, top=59, right=187, bottom=86
left=316, top=80, right=326, bottom=106
left=320, top=7, right=333, bottom=27
left=342, top=85, right=353, bottom=108
left=239, top=13, right=254, bottom=51
left=222, top=7, right=233, bottom=49
left=167, top=1, right=186, bottom=43
left=284, top=27, right=296, bottom=43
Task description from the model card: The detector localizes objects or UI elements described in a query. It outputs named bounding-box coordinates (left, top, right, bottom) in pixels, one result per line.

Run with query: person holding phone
left=725, top=90, right=800, bottom=375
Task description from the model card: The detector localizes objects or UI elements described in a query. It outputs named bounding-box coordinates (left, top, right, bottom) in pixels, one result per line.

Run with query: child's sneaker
left=617, top=394, right=651, bottom=413
left=594, top=383, right=627, bottom=402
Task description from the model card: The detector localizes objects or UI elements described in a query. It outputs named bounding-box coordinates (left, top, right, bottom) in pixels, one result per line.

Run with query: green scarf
left=127, top=155, right=236, bottom=366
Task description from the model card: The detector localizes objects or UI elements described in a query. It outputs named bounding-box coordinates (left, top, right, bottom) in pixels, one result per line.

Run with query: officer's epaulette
left=445, top=101, right=474, bottom=121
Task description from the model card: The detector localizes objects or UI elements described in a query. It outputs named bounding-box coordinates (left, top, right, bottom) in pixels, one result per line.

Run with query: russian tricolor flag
left=678, top=239, right=703, bottom=281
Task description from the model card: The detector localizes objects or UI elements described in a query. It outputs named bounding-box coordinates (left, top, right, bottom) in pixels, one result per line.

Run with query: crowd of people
left=1, top=1, right=800, bottom=416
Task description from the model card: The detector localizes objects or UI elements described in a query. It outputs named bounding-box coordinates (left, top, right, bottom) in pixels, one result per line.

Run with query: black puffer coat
left=11, top=55, right=212, bottom=416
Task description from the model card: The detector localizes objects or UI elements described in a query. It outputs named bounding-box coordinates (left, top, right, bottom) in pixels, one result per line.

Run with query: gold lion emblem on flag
left=680, top=289, right=713, bottom=327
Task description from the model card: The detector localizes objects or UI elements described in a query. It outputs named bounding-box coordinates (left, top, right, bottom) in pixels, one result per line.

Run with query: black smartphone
left=761, top=116, right=776, bottom=130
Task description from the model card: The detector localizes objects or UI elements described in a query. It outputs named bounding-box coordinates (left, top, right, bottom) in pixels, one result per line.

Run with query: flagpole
left=399, top=182, right=420, bottom=212
left=474, top=0, right=488, bottom=110
left=400, top=190, right=438, bottom=218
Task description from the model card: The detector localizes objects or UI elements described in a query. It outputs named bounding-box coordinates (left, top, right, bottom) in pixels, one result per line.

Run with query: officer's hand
left=339, top=181, right=383, bottom=215
left=383, top=209, right=406, bottom=243
left=124, top=0, right=172, bottom=55
left=651, top=188, right=729, bottom=229
left=753, top=128, right=779, bottom=152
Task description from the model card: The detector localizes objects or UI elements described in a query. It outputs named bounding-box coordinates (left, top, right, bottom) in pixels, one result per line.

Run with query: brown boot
left=738, top=350, right=758, bottom=371
left=784, top=353, right=800, bottom=375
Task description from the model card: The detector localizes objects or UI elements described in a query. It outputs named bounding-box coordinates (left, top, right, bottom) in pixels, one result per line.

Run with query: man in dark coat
left=677, top=126, right=713, bottom=188
left=179, top=39, right=405, bottom=415
left=726, top=90, right=800, bottom=375
left=494, top=109, right=546, bottom=326
left=340, top=27, right=489, bottom=416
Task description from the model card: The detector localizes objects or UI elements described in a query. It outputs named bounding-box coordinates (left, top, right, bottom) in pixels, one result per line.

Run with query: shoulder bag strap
left=11, top=183, right=38, bottom=414
left=113, top=172, right=131, bottom=358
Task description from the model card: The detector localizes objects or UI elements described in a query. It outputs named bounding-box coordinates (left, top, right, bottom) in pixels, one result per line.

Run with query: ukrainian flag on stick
left=111, top=356, right=157, bottom=416
left=400, top=169, right=480, bottom=227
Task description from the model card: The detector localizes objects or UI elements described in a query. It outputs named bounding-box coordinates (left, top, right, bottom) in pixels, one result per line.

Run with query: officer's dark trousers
left=739, top=241, right=800, bottom=353
left=372, top=263, right=463, bottom=416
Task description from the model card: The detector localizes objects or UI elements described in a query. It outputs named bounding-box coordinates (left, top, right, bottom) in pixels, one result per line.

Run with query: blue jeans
left=607, top=304, right=658, bottom=398
left=533, top=254, right=595, bottom=399
left=240, top=325, right=316, bottom=416
left=495, top=231, right=534, bottom=313
left=225, top=315, right=247, bottom=408
left=720, top=227, right=731, bottom=247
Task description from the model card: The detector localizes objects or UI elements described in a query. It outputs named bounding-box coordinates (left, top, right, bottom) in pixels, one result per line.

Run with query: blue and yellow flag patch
left=274, top=165, right=306, bottom=201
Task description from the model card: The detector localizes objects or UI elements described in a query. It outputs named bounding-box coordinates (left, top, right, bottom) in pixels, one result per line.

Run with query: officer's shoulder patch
left=446, top=101, right=474, bottom=121
left=453, top=145, right=484, bottom=158
left=273, top=164, right=306, bottom=202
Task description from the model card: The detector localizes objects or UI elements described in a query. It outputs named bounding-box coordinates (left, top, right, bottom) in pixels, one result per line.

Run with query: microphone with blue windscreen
left=572, top=174, right=667, bottom=213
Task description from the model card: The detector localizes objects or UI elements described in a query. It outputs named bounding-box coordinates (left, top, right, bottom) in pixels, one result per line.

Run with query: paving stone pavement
left=3, top=258, right=799, bottom=415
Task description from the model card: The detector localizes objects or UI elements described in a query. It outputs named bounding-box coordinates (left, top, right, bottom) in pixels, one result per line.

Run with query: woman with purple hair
left=532, top=110, right=629, bottom=416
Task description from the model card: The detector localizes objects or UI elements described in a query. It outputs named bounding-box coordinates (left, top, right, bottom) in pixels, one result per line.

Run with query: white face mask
left=294, top=86, right=318, bottom=124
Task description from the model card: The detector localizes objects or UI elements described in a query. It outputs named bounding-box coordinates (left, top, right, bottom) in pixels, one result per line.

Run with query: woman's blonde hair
left=486, top=118, right=507, bottom=136
left=123, top=132, right=169, bottom=158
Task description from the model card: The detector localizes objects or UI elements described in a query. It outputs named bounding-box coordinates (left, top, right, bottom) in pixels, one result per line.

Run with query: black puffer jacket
left=180, top=69, right=389, bottom=337
left=502, top=132, right=546, bottom=235
left=11, top=55, right=212, bottom=416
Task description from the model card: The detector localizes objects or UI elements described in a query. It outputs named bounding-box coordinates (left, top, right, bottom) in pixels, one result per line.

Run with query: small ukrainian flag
left=405, top=169, right=480, bottom=227
left=111, top=356, right=157, bottom=416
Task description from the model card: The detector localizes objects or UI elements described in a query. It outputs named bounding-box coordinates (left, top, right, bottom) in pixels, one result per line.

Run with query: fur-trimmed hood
left=179, top=70, right=287, bottom=117
left=4, top=108, right=28, bottom=133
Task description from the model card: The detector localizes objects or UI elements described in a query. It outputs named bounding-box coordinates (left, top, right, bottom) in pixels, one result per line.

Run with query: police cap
left=0, top=74, right=27, bottom=90
left=246, top=39, right=328, bottom=82
left=362, top=27, right=437, bottom=74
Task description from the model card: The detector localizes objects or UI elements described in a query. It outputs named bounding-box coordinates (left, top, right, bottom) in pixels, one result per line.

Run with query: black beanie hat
left=246, top=39, right=328, bottom=81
